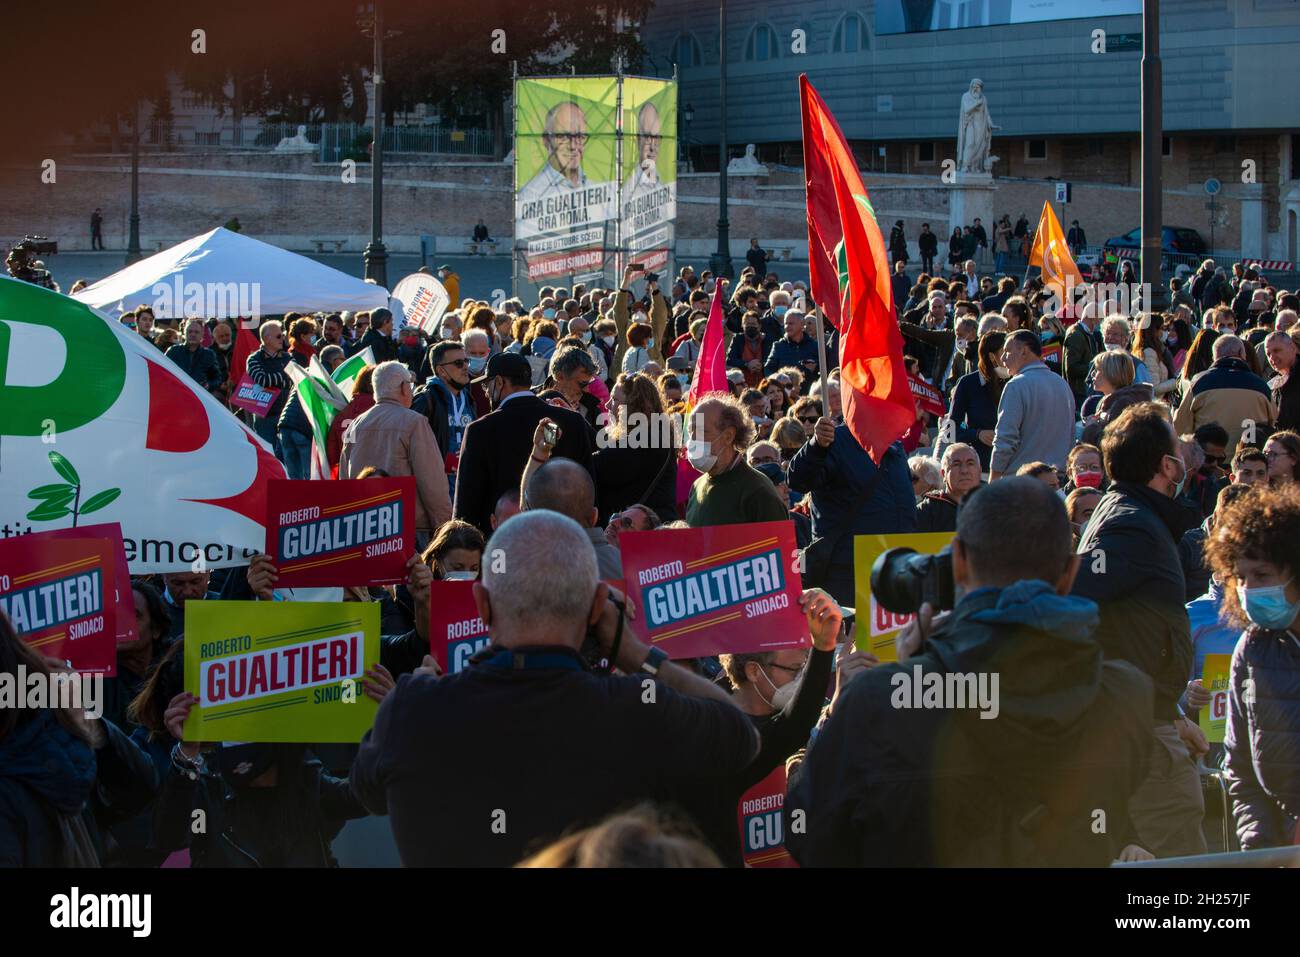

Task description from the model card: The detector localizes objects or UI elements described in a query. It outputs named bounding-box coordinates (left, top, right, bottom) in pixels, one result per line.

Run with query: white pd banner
left=0, top=276, right=287, bottom=574
left=391, top=273, right=450, bottom=337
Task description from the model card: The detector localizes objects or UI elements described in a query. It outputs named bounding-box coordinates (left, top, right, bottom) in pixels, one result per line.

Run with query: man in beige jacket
left=340, top=360, right=452, bottom=545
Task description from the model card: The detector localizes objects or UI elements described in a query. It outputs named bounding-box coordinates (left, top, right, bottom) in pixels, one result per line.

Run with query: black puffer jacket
left=1224, top=626, right=1300, bottom=850
left=1072, top=481, right=1199, bottom=720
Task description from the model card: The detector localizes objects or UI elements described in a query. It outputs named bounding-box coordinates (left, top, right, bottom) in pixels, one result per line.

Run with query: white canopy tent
left=73, top=227, right=390, bottom=318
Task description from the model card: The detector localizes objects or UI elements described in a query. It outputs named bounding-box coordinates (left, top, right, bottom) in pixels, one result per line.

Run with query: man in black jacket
left=786, top=478, right=1154, bottom=866
left=453, top=353, right=593, bottom=535
left=1266, top=330, right=1300, bottom=431
left=350, top=510, right=760, bottom=867
left=1072, top=402, right=1207, bottom=858
left=917, top=222, right=938, bottom=274
left=348, top=307, right=400, bottom=365
left=412, top=339, right=478, bottom=483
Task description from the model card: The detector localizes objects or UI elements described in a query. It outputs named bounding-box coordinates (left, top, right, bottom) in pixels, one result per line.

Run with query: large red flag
left=800, top=75, right=913, bottom=464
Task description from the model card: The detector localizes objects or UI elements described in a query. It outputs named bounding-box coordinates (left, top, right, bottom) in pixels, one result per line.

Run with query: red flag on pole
left=228, top=323, right=259, bottom=393
left=800, top=75, right=914, bottom=464
left=686, top=279, right=729, bottom=409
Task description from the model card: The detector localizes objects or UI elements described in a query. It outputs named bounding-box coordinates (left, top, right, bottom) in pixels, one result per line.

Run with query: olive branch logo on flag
left=27, top=451, right=122, bottom=527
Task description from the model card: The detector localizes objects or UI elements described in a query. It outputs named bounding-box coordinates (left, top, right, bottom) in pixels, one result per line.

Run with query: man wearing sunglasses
left=413, top=339, right=479, bottom=483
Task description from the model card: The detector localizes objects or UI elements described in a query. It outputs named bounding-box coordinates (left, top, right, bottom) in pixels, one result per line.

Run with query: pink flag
left=686, top=281, right=729, bottom=408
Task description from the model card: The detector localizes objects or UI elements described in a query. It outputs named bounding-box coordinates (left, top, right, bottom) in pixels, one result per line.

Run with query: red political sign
left=908, top=373, right=947, bottom=418
left=738, top=765, right=798, bottom=868
left=35, top=522, right=137, bottom=647
left=0, top=532, right=118, bottom=674
left=265, top=478, right=416, bottom=587
left=618, top=521, right=809, bottom=658
left=428, top=580, right=489, bottom=674
left=229, top=374, right=281, bottom=416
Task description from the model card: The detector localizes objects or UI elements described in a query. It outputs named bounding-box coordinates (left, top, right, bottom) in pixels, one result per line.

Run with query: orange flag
left=1028, top=201, right=1084, bottom=300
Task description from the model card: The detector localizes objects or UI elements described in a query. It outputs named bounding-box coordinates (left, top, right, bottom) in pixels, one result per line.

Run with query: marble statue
left=957, top=80, right=999, bottom=174
left=727, top=143, right=768, bottom=175
left=274, top=124, right=315, bottom=153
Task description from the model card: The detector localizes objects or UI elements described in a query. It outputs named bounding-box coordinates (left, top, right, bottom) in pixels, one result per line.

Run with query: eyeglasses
left=1203, top=454, right=1227, bottom=466
left=769, top=658, right=807, bottom=675
left=1266, top=449, right=1292, bottom=460
left=798, top=416, right=819, bottom=424
left=609, top=515, right=637, bottom=530
left=549, top=132, right=590, bottom=145
left=439, top=358, right=469, bottom=369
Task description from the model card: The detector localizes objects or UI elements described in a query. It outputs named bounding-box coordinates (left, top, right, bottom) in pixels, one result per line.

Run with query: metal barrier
left=1113, top=845, right=1300, bottom=868
left=133, top=120, right=498, bottom=159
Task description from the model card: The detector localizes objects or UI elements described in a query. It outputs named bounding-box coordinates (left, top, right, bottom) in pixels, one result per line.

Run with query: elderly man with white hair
left=340, top=360, right=452, bottom=544
left=1265, top=326, right=1300, bottom=430
left=349, top=508, right=761, bottom=867
left=245, top=318, right=294, bottom=449
left=916, top=443, right=982, bottom=532
left=1173, top=334, right=1275, bottom=455
left=164, top=317, right=222, bottom=394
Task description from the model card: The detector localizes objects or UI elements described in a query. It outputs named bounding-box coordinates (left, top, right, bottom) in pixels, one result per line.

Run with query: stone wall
left=0, top=149, right=1254, bottom=261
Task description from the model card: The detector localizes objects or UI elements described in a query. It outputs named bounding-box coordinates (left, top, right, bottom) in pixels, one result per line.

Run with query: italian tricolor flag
left=284, top=347, right=375, bottom=479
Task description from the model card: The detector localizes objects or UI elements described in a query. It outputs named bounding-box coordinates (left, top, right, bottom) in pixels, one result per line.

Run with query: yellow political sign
left=853, top=532, right=955, bottom=661
left=1199, top=653, right=1232, bottom=744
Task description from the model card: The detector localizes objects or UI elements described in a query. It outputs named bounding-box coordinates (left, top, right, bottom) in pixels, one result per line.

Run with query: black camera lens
left=870, top=546, right=955, bottom=616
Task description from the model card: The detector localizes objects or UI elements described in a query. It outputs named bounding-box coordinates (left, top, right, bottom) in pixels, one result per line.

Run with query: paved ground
left=46, top=248, right=814, bottom=304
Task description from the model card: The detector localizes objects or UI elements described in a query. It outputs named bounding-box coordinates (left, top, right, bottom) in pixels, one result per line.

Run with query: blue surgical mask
left=1237, top=579, right=1300, bottom=631
left=774, top=305, right=788, bottom=317
left=468, top=356, right=487, bottom=374
left=542, top=308, right=556, bottom=319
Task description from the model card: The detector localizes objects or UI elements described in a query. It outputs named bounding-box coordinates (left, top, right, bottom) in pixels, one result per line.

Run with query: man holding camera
left=785, top=478, right=1154, bottom=866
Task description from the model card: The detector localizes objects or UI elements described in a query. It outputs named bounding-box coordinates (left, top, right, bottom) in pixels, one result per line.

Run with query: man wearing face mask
left=726, top=311, right=770, bottom=389
left=675, top=587, right=843, bottom=865
left=684, top=395, right=789, bottom=529
left=1071, top=403, right=1206, bottom=858
left=412, top=340, right=479, bottom=485
left=453, top=352, right=593, bottom=535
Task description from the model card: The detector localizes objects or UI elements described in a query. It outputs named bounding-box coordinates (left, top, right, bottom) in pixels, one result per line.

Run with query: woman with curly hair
left=1205, top=485, right=1300, bottom=850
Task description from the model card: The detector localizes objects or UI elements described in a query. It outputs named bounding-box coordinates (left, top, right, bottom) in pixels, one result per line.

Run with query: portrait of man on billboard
left=518, top=100, right=592, bottom=204
left=623, top=101, right=662, bottom=199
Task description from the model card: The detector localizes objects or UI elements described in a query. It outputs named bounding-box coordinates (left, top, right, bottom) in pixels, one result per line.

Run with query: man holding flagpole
left=788, top=76, right=920, bottom=603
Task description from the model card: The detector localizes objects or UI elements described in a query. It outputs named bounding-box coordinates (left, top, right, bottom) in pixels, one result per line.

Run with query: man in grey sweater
left=990, top=329, right=1077, bottom=480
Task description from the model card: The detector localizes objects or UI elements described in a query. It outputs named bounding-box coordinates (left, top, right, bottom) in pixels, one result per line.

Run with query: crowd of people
left=4, top=246, right=1300, bottom=870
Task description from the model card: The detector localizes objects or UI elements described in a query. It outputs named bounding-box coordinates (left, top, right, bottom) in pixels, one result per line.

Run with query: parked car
left=1102, top=226, right=1207, bottom=270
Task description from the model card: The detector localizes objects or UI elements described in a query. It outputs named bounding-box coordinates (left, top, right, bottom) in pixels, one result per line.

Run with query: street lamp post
left=709, top=0, right=733, bottom=280
left=1140, top=0, right=1164, bottom=308
left=680, top=102, right=694, bottom=169
left=359, top=1, right=389, bottom=288
left=126, top=101, right=142, bottom=264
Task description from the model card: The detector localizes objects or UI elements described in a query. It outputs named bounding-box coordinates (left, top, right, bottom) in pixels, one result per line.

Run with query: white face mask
left=686, top=437, right=718, bottom=472
left=602, top=335, right=616, bottom=347
left=757, top=664, right=801, bottom=711
left=1105, top=342, right=1125, bottom=352
left=995, top=365, right=1011, bottom=379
